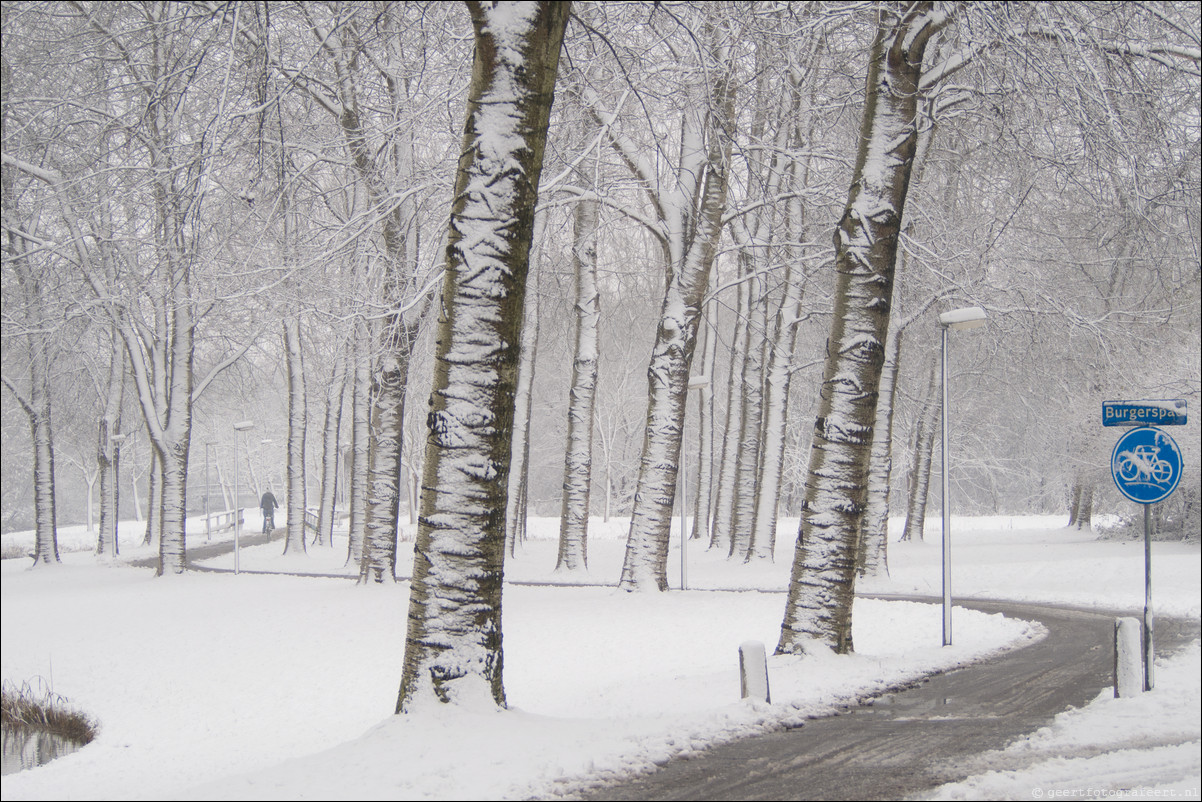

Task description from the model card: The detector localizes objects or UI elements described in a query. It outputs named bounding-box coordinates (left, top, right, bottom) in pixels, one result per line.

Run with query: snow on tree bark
left=362, top=317, right=420, bottom=581
left=749, top=267, right=805, bottom=563
left=727, top=41, right=802, bottom=564
left=709, top=273, right=749, bottom=554
left=557, top=198, right=600, bottom=572
left=689, top=313, right=717, bottom=542
left=778, top=3, right=947, bottom=655
left=346, top=330, right=371, bottom=566
left=618, top=25, right=737, bottom=589
left=857, top=326, right=902, bottom=576
left=0, top=173, right=60, bottom=567
left=901, top=364, right=939, bottom=543
left=397, top=0, right=568, bottom=712
left=315, top=353, right=349, bottom=547
left=506, top=235, right=541, bottom=559
left=143, top=449, right=160, bottom=547
left=731, top=262, right=768, bottom=561
left=283, top=316, right=307, bottom=555
left=97, top=330, right=125, bottom=557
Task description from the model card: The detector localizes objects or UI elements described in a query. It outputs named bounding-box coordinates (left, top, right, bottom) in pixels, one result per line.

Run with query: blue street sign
left=1111, top=426, right=1183, bottom=505
left=1103, top=399, right=1187, bottom=427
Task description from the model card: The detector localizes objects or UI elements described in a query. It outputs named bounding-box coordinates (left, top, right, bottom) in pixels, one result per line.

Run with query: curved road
left=583, top=599, right=1199, bottom=801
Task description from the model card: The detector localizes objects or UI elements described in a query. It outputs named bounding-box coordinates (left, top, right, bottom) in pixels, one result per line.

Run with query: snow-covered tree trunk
left=708, top=274, right=749, bottom=553
left=778, top=3, right=946, bottom=655
left=361, top=316, right=420, bottom=582
left=346, top=329, right=371, bottom=566
left=1076, top=484, right=1094, bottom=530
left=617, top=204, right=731, bottom=589
left=732, top=53, right=811, bottom=564
left=556, top=198, right=600, bottom=572
left=506, top=214, right=544, bottom=558
left=901, top=366, right=939, bottom=543
left=143, top=449, right=160, bottom=546
left=689, top=313, right=717, bottom=541
left=2, top=373, right=59, bottom=566
left=124, top=285, right=197, bottom=576
left=857, top=327, right=903, bottom=576
left=748, top=265, right=805, bottom=563
left=283, top=316, right=307, bottom=554
left=128, top=456, right=144, bottom=523
left=398, top=0, right=568, bottom=712
left=731, top=262, right=768, bottom=560
left=316, top=354, right=348, bottom=547
left=0, top=247, right=60, bottom=567
left=97, top=329, right=125, bottom=557
left=1067, top=482, right=1081, bottom=527
left=618, top=24, right=737, bottom=591
left=901, top=419, right=937, bottom=542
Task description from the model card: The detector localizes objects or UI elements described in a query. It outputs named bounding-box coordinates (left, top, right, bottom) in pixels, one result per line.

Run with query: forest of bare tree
left=3, top=0, right=1198, bottom=683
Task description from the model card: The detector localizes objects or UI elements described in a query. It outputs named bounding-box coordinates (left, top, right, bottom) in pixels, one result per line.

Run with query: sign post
left=1106, top=401, right=1185, bottom=692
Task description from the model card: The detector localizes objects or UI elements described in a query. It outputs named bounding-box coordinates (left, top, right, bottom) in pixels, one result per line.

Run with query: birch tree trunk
left=316, top=354, right=349, bottom=547
left=398, top=0, right=568, bottom=712
left=778, top=3, right=946, bottom=654
left=857, top=327, right=903, bottom=576
left=1076, top=485, right=1094, bottom=530
left=143, top=450, right=160, bottom=547
left=506, top=215, right=544, bottom=558
left=732, top=46, right=814, bottom=564
left=346, top=329, right=371, bottom=565
left=901, top=376, right=939, bottom=543
left=1067, top=482, right=1082, bottom=528
left=708, top=273, right=749, bottom=553
left=731, top=261, right=768, bottom=560
left=361, top=316, right=420, bottom=582
left=689, top=313, right=717, bottom=541
left=0, top=166, right=60, bottom=566
left=283, top=316, right=307, bottom=555
left=1, top=371, right=59, bottom=566
left=618, top=30, right=737, bottom=591
left=748, top=266, right=805, bottom=563
left=556, top=198, right=600, bottom=572
left=97, top=329, right=125, bottom=557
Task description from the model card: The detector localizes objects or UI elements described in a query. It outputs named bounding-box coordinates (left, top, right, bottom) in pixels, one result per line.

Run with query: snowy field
left=1, top=514, right=1198, bottom=800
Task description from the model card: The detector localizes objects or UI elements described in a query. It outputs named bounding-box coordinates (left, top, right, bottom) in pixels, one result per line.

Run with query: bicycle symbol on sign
left=1113, top=434, right=1175, bottom=488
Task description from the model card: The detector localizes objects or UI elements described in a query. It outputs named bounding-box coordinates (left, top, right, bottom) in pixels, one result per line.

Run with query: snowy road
left=582, top=600, right=1200, bottom=801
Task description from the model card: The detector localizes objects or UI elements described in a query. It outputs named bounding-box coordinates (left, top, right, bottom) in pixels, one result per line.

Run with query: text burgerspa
left=1102, top=401, right=1187, bottom=427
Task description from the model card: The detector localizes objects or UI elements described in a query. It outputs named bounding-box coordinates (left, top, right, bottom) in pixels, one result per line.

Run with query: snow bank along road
left=582, top=599, right=1200, bottom=801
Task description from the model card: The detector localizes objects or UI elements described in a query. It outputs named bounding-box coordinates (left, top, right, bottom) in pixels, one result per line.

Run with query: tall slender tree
left=616, top=7, right=739, bottom=591
left=779, top=2, right=947, bottom=654
left=398, top=0, right=569, bottom=712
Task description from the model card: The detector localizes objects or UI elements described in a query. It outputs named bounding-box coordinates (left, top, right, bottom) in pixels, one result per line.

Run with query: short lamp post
left=938, top=306, right=987, bottom=647
left=232, top=420, right=256, bottom=575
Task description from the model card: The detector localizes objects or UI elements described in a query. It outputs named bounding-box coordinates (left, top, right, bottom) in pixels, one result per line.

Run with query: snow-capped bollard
left=1114, top=617, right=1142, bottom=698
left=739, top=641, right=770, bottom=703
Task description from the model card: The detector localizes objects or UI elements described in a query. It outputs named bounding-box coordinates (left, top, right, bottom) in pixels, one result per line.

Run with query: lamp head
left=939, top=306, right=987, bottom=330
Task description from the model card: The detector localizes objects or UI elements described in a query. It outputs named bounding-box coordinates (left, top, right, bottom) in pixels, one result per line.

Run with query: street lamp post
left=232, top=420, right=256, bottom=574
left=938, top=306, right=987, bottom=647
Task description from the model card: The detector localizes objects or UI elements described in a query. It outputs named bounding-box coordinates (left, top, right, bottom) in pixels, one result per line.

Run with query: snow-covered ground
left=1, top=514, right=1198, bottom=800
